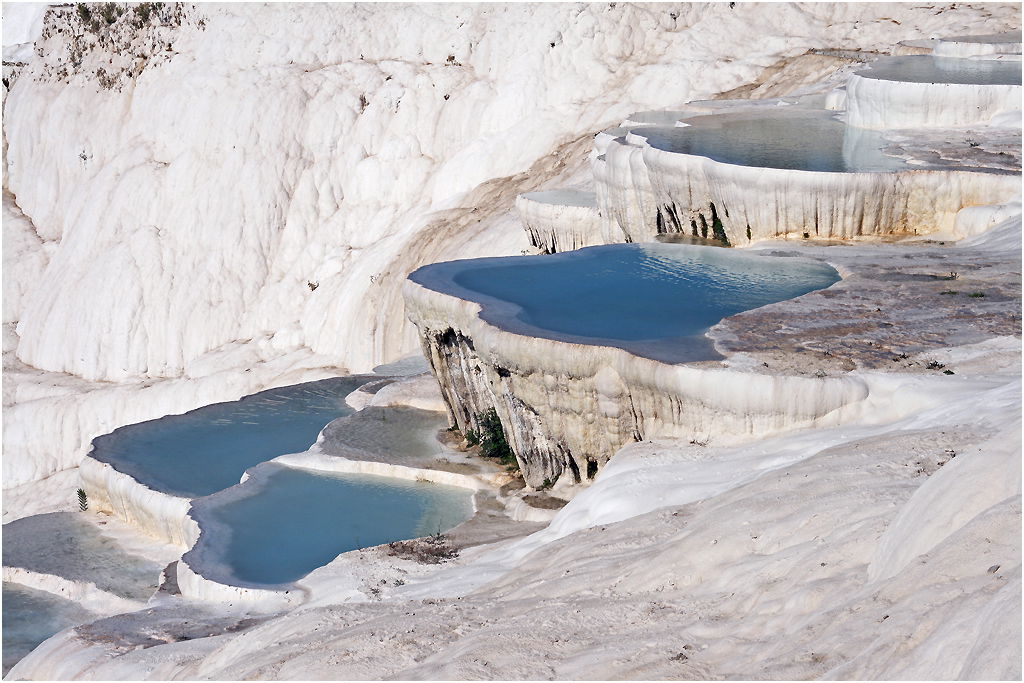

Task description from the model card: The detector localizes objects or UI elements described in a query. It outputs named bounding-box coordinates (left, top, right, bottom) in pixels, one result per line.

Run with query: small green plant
left=969, top=292, right=986, bottom=298
left=943, top=369, right=955, bottom=375
left=709, top=202, right=730, bottom=246
left=134, top=2, right=154, bottom=23
left=98, top=3, right=116, bottom=25
left=538, top=477, right=553, bottom=490
left=99, top=3, right=121, bottom=25
left=464, top=428, right=480, bottom=446
left=77, top=488, right=88, bottom=512
left=940, top=290, right=959, bottom=295
left=473, top=408, right=517, bottom=470
left=76, top=4, right=91, bottom=21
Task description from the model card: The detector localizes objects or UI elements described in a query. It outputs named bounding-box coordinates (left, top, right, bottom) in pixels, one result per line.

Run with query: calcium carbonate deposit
left=3, top=2, right=1021, bottom=680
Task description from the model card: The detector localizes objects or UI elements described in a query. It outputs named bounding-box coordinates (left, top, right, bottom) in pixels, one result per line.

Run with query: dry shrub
left=386, top=535, right=458, bottom=564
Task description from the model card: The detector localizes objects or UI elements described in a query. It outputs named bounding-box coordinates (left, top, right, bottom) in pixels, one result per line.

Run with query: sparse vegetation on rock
left=473, top=408, right=518, bottom=470
left=386, top=534, right=458, bottom=564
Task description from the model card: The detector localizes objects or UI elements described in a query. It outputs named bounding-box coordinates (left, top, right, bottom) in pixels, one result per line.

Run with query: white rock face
left=5, top=2, right=1017, bottom=382
left=592, top=132, right=658, bottom=244
left=2, top=192, right=54, bottom=324
left=868, top=415, right=1022, bottom=583
left=0, top=2, right=48, bottom=62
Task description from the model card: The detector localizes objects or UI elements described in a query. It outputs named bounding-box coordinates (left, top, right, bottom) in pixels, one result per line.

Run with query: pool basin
left=409, top=243, right=840, bottom=364
left=183, top=464, right=474, bottom=588
left=89, top=377, right=369, bottom=499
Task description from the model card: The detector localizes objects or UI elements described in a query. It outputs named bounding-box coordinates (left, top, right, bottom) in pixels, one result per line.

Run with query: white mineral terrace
left=3, top=3, right=1022, bottom=679
left=619, top=109, right=689, bottom=127
left=73, top=376, right=507, bottom=604
left=596, top=109, right=1020, bottom=245
left=845, top=55, right=1023, bottom=129
left=514, top=190, right=602, bottom=253
left=403, top=266, right=875, bottom=488
left=934, top=30, right=1023, bottom=57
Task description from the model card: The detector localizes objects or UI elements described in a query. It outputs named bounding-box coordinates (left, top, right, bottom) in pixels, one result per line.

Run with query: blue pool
left=410, top=244, right=840, bottom=363
left=856, top=55, right=1022, bottom=85
left=184, top=464, right=474, bottom=587
left=90, top=377, right=369, bottom=498
left=2, top=582, right=94, bottom=676
left=635, top=110, right=909, bottom=173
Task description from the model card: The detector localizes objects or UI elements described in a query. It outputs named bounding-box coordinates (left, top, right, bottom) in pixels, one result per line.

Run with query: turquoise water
left=636, top=110, right=907, bottom=172
left=2, top=582, right=94, bottom=676
left=91, top=377, right=368, bottom=498
left=184, top=465, right=474, bottom=587
left=410, top=244, right=840, bottom=363
left=857, top=55, right=1021, bottom=85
